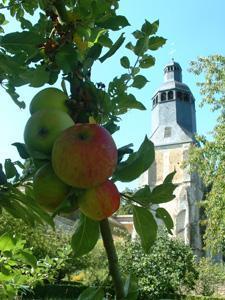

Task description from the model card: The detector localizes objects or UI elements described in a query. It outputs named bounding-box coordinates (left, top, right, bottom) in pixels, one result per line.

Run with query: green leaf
left=132, top=30, right=144, bottom=39
left=20, top=65, right=49, bottom=87
left=113, top=136, right=155, bottom=182
left=55, top=44, right=78, bottom=74
left=126, top=42, right=134, bottom=51
left=4, top=159, right=18, bottom=179
left=120, top=56, right=130, bottom=68
left=12, top=143, right=30, bottom=159
left=0, top=232, right=16, bottom=252
left=134, top=37, right=149, bottom=56
left=148, top=36, right=167, bottom=50
left=151, top=171, right=177, bottom=204
left=87, top=43, right=102, bottom=60
left=139, top=55, right=155, bottom=68
left=141, top=19, right=159, bottom=36
left=5, top=83, right=25, bottom=109
left=98, top=35, right=113, bottom=48
left=133, top=206, right=157, bottom=253
left=78, top=287, right=104, bottom=300
left=164, top=170, right=176, bottom=183
left=0, top=31, right=43, bottom=55
left=99, top=33, right=125, bottom=63
left=0, top=13, right=5, bottom=25
left=156, top=207, right=174, bottom=234
left=19, top=250, right=37, bottom=268
left=117, top=143, right=134, bottom=163
left=132, top=75, right=149, bottom=89
left=97, top=15, right=130, bottom=31
left=103, top=119, right=120, bottom=134
left=115, top=94, right=146, bottom=113
left=132, top=185, right=152, bottom=206
left=71, top=213, right=99, bottom=257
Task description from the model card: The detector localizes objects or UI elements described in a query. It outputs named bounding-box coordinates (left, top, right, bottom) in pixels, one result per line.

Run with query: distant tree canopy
left=188, top=55, right=225, bottom=253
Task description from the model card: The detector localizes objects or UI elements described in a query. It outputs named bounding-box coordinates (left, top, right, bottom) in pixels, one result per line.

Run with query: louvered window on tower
left=164, top=126, right=172, bottom=138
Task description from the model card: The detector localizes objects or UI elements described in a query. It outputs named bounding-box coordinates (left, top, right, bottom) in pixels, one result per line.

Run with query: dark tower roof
left=150, top=61, right=197, bottom=147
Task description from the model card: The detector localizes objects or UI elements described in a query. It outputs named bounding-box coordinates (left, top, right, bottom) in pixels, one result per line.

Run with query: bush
left=0, top=212, right=85, bottom=283
left=118, top=230, right=198, bottom=299
left=0, top=212, right=71, bottom=259
left=195, top=257, right=225, bottom=296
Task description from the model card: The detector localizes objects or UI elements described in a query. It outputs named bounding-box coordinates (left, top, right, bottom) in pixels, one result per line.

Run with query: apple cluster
left=23, top=87, right=120, bottom=220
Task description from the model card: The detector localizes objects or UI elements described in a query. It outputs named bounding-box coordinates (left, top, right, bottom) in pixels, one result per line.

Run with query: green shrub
left=0, top=212, right=85, bottom=284
left=0, top=212, right=71, bottom=259
left=194, top=257, right=225, bottom=296
left=118, top=230, right=198, bottom=299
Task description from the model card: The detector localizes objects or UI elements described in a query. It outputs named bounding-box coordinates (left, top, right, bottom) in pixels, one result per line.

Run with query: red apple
left=78, top=180, right=120, bottom=220
left=24, top=109, right=74, bottom=155
left=30, top=87, right=69, bottom=114
left=52, top=123, right=118, bottom=188
left=33, top=163, right=71, bottom=212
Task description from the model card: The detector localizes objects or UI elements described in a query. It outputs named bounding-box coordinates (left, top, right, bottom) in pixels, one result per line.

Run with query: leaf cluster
left=0, top=157, right=54, bottom=228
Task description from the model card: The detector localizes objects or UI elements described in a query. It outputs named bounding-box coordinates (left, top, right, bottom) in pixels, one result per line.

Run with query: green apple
left=29, top=87, right=69, bottom=114
left=52, top=123, right=118, bottom=189
left=24, top=109, right=74, bottom=155
left=78, top=180, right=120, bottom=220
left=33, top=163, right=71, bottom=212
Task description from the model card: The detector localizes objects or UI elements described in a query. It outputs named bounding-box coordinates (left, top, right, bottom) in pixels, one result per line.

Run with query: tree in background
left=188, top=55, right=225, bottom=254
left=0, top=1, right=176, bottom=298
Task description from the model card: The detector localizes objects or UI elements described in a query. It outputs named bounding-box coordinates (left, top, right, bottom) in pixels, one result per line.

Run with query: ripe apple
left=78, top=180, right=120, bottom=220
left=33, top=163, right=71, bottom=212
left=29, top=87, right=69, bottom=114
left=24, top=109, right=74, bottom=155
left=52, top=123, right=118, bottom=188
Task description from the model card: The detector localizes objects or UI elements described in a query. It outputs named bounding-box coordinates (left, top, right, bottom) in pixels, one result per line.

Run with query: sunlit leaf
left=156, top=207, right=174, bottom=234
left=148, top=36, right=167, bottom=50
left=97, top=15, right=130, bottom=31
left=99, top=33, right=125, bottom=63
left=133, top=206, right=157, bottom=253
left=132, top=75, right=149, bottom=89
left=113, top=136, right=154, bottom=182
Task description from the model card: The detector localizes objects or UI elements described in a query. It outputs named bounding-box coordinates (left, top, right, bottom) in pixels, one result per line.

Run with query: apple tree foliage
left=0, top=0, right=177, bottom=298
left=188, top=55, right=225, bottom=254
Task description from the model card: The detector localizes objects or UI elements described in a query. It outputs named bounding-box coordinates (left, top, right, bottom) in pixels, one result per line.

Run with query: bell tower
left=151, top=60, right=196, bottom=146
left=140, top=61, right=203, bottom=256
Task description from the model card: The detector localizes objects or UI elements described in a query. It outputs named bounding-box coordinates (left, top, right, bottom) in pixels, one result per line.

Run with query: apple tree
left=0, top=1, right=177, bottom=298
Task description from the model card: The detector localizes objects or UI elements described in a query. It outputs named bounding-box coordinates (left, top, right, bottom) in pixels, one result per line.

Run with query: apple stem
left=100, top=218, right=125, bottom=299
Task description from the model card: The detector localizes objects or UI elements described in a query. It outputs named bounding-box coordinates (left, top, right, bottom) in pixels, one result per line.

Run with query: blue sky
left=0, top=0, right=225, bottom=190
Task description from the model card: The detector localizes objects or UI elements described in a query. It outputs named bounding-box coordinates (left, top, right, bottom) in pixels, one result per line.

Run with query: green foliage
left=118, top=231, right=198, bottom=299
left=76, top=232, right=198, bottom=299
left=188, top=55, right=225, bottom=253
left=0, top=232, right=37, bottom=299
left=195, top=258, right=225, bottom=297
left=0, top=158, right=54, bottom=228
left=71, top=213, right=100, bottom=257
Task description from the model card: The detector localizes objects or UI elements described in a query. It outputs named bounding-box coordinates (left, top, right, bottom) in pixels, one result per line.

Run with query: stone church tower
left=140, top=60, right=203, bottom=256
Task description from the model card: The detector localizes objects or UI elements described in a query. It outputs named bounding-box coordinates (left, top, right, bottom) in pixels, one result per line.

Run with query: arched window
left=161, top=92, right=167, bottom=101
left=168, top=90, right=173, bottom=100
